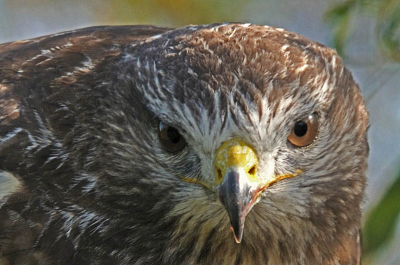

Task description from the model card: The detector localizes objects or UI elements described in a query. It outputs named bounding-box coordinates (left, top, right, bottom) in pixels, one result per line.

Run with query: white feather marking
left=36, top=57, right=55, bottom=66
left=50, top=30, right=77, bottom=37
left=0, top=84, right=9, bottom=92
left=331, top=55, right=337, bottom=69
left=296, top=64, right=308, bottom=73
left=0, top=104, right=20, bottom=121
left=64, top=42, right=73, bottom=48
left=28, top=49, right=53, bottom=63
left=187, top=68, right=197, bottom=77
left=188, top=26, right=200, bottom=31
left=13, top=39, right=31, bottom=44
left=228, top=27, right=238, bottom=38
left=0, top=171, right=22, bottom=208
left=144, top=33, right=163, bottom=43
left=0, top=127, right=23, bottom=145
left=144, top=59, right=150, bottom=72
left=74, top=56, right=94, bottom=73
left=123, top=53, right=134, bottom=62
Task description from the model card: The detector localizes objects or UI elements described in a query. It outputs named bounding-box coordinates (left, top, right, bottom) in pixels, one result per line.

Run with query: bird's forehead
left=160, top=23, right=342, bottom=84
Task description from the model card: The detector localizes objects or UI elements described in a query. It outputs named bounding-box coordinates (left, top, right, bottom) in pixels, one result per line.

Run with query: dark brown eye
left=158, top=122, right=186, bottom=153
left=288, top=113, right=318, bottom=147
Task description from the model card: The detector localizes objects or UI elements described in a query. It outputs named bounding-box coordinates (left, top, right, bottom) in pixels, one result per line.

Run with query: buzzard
left=0, top=24, right=368, bottom=264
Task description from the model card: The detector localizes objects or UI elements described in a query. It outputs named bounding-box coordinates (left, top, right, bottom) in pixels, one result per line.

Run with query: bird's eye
left=288, top=113, right=318, bottom=147
left=158, top=122, right=186, bottom=153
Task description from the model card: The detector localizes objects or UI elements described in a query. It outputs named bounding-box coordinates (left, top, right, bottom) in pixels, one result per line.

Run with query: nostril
left=248, top=165, right=257, bottom=175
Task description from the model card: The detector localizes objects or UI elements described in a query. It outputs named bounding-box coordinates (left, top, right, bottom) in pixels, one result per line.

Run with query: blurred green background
left=1, top=0, right=399, bottom=263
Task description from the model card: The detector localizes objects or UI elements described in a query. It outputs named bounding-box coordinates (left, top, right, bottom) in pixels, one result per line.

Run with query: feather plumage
left=0, top=24, right=367, bottom=265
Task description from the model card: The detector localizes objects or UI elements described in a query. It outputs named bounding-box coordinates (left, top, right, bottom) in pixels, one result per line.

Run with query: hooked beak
left=218, top=168, right=259, bottom=243
left=214, top=138, right=262, bottom=243
left=213, top=138, right=302, bottom=243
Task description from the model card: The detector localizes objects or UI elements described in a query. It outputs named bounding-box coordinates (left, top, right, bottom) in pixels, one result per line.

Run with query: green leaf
left=377, top=0, right=400, bottom=61
left=324, top=0, right=356, bottom=22
left=326, top=0, right=400, bottom=61
left=324, top=0, right=357, bottom=57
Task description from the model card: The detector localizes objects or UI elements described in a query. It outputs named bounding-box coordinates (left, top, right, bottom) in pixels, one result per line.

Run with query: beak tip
left=231, top=226, right=244, bottom=244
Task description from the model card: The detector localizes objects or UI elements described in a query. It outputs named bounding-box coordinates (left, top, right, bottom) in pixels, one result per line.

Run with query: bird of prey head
left=0, top=23, right=368, bottom=265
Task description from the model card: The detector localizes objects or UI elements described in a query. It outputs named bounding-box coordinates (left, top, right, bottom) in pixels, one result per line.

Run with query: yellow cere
left=214, top=138, right=259, bottom=185
left=181, top=137, right=302, bottom=191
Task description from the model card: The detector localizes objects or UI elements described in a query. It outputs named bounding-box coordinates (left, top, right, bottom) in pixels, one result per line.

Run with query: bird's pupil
left=167, top=127, right=181, bottom=143
left=294, top=121, right=308, bottom=137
